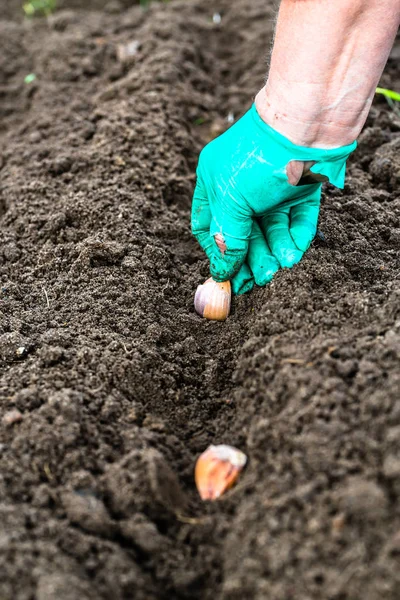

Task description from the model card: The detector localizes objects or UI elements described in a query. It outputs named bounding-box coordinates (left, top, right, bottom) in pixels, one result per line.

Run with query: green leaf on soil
left=23, top=0, right=56, bottom=17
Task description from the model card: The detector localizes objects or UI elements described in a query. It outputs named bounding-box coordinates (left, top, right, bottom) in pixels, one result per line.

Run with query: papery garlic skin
left=194, top=278, right=231, bottom=321
left=195, top=444, right=247, bottom=501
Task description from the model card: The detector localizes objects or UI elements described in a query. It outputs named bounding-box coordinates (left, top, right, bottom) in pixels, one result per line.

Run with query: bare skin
left=255, top=0, right=400, bottom=184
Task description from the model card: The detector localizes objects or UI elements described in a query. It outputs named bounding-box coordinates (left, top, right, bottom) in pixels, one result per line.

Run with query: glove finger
left=192, top=177, right=250, bottom=282
left=208, top=204, right=252, bottom=283
left=289, top=196, right=320, bottom=253
left=231, top=263, right=254, bottom=295
left=191, top=177, right=214, bottom=258
left=209, top=242, right=249, bottom=283
left=247, top=220, right=280, bottom=286
left=260, top=209, right=303, bottom=269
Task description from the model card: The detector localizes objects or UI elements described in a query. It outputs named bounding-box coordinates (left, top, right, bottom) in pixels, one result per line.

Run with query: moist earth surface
left=0, top=1, right=399, bottom=599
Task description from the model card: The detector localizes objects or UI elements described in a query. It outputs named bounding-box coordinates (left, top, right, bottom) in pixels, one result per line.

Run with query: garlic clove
left=195, top=444, right=247, bottom=501
left=194, top=278, right=231, bottom=321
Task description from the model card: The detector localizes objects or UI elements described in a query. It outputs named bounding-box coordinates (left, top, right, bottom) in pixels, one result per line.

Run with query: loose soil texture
left=0, top=1, right=400, bottom=599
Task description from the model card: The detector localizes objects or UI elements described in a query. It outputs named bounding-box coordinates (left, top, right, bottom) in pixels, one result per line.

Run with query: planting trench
left=0, top=1, right=400, bottom=599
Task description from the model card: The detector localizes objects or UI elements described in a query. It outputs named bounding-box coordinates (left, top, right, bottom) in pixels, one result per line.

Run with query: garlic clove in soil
left=195, top=444, right=247, bottom=501
left=194, top=278, right=231, bottom=321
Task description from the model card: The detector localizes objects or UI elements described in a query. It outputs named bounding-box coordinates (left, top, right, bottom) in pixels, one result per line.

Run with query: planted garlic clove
left=194, top=278, right=231, bottom=321
left=195, top=444, right=247, bottom=501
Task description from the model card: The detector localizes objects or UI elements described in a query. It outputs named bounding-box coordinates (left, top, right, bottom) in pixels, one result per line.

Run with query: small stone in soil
left=2, top=409, right=23, bottom=426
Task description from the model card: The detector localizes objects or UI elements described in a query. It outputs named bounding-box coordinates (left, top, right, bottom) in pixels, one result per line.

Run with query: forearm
left=255, top=0, right=400, bottom=148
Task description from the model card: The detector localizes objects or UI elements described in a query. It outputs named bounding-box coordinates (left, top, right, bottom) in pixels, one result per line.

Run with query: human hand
left=191, top=104, right=356, bottom=294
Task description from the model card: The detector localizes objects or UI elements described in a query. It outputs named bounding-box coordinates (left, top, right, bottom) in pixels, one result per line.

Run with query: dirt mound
left=0, top=2, right=399, bottom=599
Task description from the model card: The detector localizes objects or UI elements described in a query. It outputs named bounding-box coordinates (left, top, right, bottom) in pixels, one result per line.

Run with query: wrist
left=255, top=85, right=361, bottom=149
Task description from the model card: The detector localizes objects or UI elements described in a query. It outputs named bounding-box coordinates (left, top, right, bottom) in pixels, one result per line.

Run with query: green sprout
left=140, top=0, right=169, bottom=9
left=24, top=73, right=37, bottom=84
left=376, top=87, right=400, bottom=117
left=376, top=87, right=400, bottom=102
left=23, top=0, right=56, bottom=17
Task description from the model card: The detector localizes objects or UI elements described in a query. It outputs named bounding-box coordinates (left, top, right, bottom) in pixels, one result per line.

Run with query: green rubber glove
left=192, top=104, right=356, bottom=294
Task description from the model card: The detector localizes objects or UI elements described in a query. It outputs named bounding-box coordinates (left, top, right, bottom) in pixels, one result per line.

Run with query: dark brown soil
left=0, top=2, right=399, bottom=599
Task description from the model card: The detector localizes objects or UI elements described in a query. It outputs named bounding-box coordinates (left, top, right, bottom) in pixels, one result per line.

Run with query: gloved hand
left=191, top=104, right=356, bottom=294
